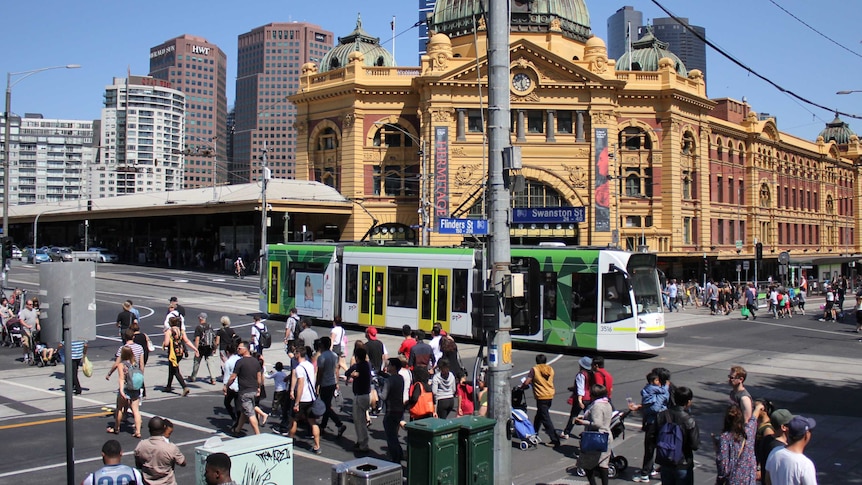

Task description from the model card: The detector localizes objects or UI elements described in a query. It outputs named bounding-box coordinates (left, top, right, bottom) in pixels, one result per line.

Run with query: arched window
left=619, top=127, right=652, bottom=150
left=369, top=123, right=420, bottom=197
left=826, top=195, right=835, bottom=215
left=313, top=127, right=340, bottom=191
left=625, top=174, right=640, bottom=196
left=372, top=124, right=414, bottom=148
left=759, top=183, right=771, bottom=207
left=716, top=138, right=723, bottom=161
left=681, top=132, right=695, bottom=155
left=468, top=179, right=566, bottom=216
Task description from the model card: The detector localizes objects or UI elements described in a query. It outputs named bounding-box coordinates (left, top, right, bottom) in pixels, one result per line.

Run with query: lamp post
left=372, top=121, right=429, bottom=245
left=4, top=64, right=80, bottom=239
left=173, top=136, right=220, bottom=201
left=837, top=90, right=862, bottom=95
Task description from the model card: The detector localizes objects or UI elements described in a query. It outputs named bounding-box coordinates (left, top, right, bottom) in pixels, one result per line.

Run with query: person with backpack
left=715, top=401, right=765, bottom=485
left=217, top=316, right=240, bottom=363
left=107, top=346, right=143, bottom=437
left=344, top=347, right=372, bottom=451
left=574, top=384, right=613, bottom=485
left=250, top=315, right=271, bottom=355
left=630, top=371, right=671, bottom=482
left=190, top=313, right=217, bottom=384
left=407, top=365, right=435, bottom=420
left=654, top=386, right=700, bottom=485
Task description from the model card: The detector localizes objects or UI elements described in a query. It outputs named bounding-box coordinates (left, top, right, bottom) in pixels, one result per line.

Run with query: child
left=631, top=371, right=670, bottom=423
left=35, top=340, right=56, bottom=364
left=163, top=418, right=174, bottom=441
left=265, top=361, right=288, bottom=416
left=456, top=372, right=474, bottom=416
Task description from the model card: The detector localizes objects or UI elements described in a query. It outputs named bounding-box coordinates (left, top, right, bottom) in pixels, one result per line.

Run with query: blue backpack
left=655, top=411, right=685, bottom=466
left=124, top=362, right=145, bottom=392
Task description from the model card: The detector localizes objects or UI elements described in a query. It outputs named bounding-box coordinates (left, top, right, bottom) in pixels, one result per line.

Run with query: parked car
left=49, top=247, right=72, bottom=262
left=12, top=245, right=22, bottom=261
left=24, top=248, right=51, bottom=264
left=88, top=247, right=119, bottom=263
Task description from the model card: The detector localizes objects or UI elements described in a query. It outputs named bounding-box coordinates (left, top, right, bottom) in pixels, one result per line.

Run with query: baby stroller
left=575, top=408, right=631, bottom=479
left=511, top=387, right=540, bottom=450
left=5, top=317, right=23, bottom=347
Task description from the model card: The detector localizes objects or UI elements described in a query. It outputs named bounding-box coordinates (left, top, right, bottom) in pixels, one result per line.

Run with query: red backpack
left=409, top=382, right=435, bottom=420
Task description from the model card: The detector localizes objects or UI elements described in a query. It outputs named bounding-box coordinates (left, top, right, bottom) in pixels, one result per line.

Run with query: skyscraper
left=650, top=17, right=707, bottom=81
left=418, top=0, right=436, bottom=60
left=232, top=23, right=333, bottom=185
left=95, top=76, right=185, bottom=197
left=149, top=34, right=228, bottom=189
left=607, top=6, right=642, bottom=61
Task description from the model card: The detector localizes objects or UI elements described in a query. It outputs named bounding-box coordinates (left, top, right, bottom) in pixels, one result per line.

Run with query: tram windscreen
left=628, top=254, right=663, bottom=314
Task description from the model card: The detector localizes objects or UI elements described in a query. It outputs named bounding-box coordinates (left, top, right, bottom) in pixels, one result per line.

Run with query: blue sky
left=3, top=1, right=861, bottom=142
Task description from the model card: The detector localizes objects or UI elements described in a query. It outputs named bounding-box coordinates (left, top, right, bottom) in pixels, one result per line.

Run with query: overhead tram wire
left=649, top=0, right=862, bottom=121
left=764, top=0, right=862, bottom=61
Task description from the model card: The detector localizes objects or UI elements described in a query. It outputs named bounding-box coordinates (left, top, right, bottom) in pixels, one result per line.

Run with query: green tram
left=262, top=243, right=666, bottom=352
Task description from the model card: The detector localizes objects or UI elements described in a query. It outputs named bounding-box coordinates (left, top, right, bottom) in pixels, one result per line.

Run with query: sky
left=3, top=0, right=862, bottom=142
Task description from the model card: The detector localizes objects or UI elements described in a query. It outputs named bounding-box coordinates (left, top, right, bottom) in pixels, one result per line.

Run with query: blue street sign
left=437, top=218, right=489, bottom=235
left=512, top=207, right=585, bottom=224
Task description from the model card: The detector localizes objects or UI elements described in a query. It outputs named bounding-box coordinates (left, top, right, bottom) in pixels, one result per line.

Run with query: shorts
left=240, top=391, right=257, bottom=417
left=297, top=401, right=316, bottom=421
left=122, top=389, right=141, bottom=401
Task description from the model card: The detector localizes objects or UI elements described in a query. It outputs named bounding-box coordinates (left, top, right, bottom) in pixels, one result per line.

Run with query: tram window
left=570, top=272, right=598, bottom=322
left=452, top=269, right=468, bottom=313
left=436, top=274, right=449, bottom=322
left=510, top=257, right=540, bottom=334
left=543, top=272, right=557, bottom=319
left=602, top=273, right=633, bottom=323
left=360, top=271, right=371, bottom=314
left=374, top=272, right=385, bottom=315
left=421, top=274, right=433, bottom=320
left=286, top=262, right=324, bottom=297
left=389, top=266, right=418, bottom=308
left=287, top=269, right=296, bottom=297
left=345, top=264, right=358, bottom=303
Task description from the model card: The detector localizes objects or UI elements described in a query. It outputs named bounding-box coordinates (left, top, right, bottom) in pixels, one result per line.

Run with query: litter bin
left=331, top=457, right=402, bottom=485
left=453, top=416, right=495, bottom=485
left=405, top=417, right=460, bottom=485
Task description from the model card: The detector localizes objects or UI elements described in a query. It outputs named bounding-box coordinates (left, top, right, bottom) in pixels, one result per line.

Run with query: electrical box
left=502, top=146, right=522, bottom=170
left=504, top=273, right=524, bottom=298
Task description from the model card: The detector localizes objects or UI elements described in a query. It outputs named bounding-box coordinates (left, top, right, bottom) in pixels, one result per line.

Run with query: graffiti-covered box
left=195, top=434, right=293, bottom=485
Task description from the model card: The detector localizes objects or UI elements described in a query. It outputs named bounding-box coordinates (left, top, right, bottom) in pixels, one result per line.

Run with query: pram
left=4, top=317, right=23, bottom=347
left=575, top=408, right=632, bottom=479
left=511, top=387, right=540, bottom=450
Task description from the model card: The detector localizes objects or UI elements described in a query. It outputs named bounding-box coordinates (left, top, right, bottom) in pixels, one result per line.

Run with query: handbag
left=81, top=356, right=93, bottom=378
left=302, top=366, right=326, bottom=417
left=580, top=431, right=609, bottom=452
left=145, top=334, right=155, bottom=352
left=740, top=306, right=750, bottom=317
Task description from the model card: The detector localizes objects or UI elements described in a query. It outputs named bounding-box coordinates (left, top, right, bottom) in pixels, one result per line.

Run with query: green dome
left=615, top=29, right=687, bottom=76
left=819, top=114, right=856, bottom=144
left=320, top=14, right=395, bottom=72
left=431, top=0, right=591, bottom=42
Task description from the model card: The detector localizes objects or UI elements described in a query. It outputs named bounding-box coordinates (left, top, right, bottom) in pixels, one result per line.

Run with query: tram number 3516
left=600, top=325, right=614, bottom=334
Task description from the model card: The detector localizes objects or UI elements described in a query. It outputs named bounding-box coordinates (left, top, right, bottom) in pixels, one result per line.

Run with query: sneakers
left=632, top=475, right=650, bottom=482
left=337, top=424, right=348, bottom=438
left=312, top=446, right=322, bottom=455
left=650, top=470, right=660, bottom=477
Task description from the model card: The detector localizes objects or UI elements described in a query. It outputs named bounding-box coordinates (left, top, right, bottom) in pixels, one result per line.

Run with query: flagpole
left=627, top=21, right=632, bottom=71
left=391, top=16, right=396, bottom=65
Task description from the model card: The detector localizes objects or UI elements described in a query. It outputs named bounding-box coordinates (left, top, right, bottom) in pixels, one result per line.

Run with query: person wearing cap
left=190, top=313, right=217, bottom=384
left=764, top=416, right=817, bottom=485
left=757, top=408, right=793, bottom=479
left=520, top=354, right=561, bottom=449
left=364, top=327, right=388, bottom=374
left=561, top=356, right=594, bottom=440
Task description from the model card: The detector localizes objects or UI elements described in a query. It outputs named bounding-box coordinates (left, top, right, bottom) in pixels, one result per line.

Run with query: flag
left=391, top=16, right=395, bottom=31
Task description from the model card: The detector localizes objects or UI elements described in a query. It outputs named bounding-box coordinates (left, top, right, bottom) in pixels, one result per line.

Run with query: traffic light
left=1, top=237, right=12, bottom=261
left=755, top=242, right=763, bottom=261
left=702, top=256, right=708, bottom=275
left=471, top=291, right=498, bottom=330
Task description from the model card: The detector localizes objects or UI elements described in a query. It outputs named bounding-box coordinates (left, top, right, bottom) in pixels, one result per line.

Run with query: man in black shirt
left=380, top=358, right=405, bottom=463
left=346, top=347, right=372, bottom=451
left=364, top=327, right=388, bottom=374
left=655, top=386, right=699, bottom=485
left=407, top=329, right=435, bottom=371
left=225, top=341, right=263, bottom=435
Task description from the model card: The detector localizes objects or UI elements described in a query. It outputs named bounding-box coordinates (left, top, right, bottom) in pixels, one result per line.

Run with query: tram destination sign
left=438, top=218, right=489, bottom=235
left=513, top=207, right=585, bottom=224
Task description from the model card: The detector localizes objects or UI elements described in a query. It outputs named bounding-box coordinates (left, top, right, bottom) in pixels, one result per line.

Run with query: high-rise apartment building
left=0, top=113, right=95, bottom=205
left=94, top=76, right=185, bottom=198
left=418, top=0, right=436, bottom=60
left=149, top=34, right=228, bottom=189
left=607, top=6, right=643, bottom=61
left=232, top=23, right=333, bottom=185
left=650, top=17, right=706, bottom=81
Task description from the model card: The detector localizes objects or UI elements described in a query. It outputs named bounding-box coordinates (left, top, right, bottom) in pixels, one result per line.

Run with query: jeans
left=383, top=413, right=404, bottom=463
left=640, top=421, right=658, bottom=476
left=660, top=466, right=693, bottom=485
left=224, top=388, right=239, bottom=422
left=353, top=393, right=370, bottom=449
left=190, top=354, right=215, bottom=381
left=534, top=398, right=559, bottom=444
left=318, top=384, right=344, bottom=429
left=166, top=362, right=187, bottom=390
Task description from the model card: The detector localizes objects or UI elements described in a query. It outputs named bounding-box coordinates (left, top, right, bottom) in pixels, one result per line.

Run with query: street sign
left=512, top=206, right=585, bottom=224
left=735, top=240, right=743, bottom=250
left=778, top=251, right=790, bottom=265
left=437, top=217, right=489, bottom=235
left=743, top=261, right=750, bottom=270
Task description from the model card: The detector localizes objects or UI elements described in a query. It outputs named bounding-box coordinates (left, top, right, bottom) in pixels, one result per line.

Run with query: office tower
left=607, top=6, right=642, bottom=61
left=649, top=17, right=707, bottom=81
left=0, top=113, right=94, bottom=205
left=226, top=106, right=235, bottom=180
left=96, top=76, right=185, bottom=198
left=149, top=34, right=228, bottom=189
left=232, top=22, right=333, bottom=185
left=418, top=0, right=436, bottom=60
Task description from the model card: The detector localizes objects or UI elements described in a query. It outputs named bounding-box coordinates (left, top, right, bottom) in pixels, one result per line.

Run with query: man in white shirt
left=429, top=324, right=444, bottom=363
left=163, top=301, right=186, bottom=333
left=764, top=415, right=818, bottom=485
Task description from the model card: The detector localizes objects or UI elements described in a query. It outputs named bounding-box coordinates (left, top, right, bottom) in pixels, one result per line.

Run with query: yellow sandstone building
left=289, top=1, right=859, bottom=283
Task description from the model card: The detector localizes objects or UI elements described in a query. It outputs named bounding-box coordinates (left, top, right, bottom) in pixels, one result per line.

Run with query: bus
left=262, top=243, right=666, bottom=352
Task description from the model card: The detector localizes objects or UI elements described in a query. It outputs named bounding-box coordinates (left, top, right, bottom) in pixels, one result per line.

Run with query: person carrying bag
left=575, top=384, right=613, bottom=485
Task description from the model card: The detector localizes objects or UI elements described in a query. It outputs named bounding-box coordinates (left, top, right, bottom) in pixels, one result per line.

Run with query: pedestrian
left=330, top=317, right=347, bottom=360
left=107, top=346, right=142, bottom=438
left=764, top=416, right=818, bottom=485
left=216, top=316, right=238, bottom=363
left=297, top=319, right=319, bottom=355
left=162, top=300, right=185, bottom=333
left=630, top=371, right=670, bottom=482
left=380, top=357, right=406, bottom=463
left=575, top=384, right=614, bottom=485
left=18, top=299, right=39, bottom=364
left=82, top=439, right=143, bottom=485
left=204, top=452, right=239, bottom=485
left=168, top=296, right=186, bottom=320
left=249, top=314, right=268, bottom=355
left=520, top=354, right=561, bottom=448
left=289, top=345, right=322, bottom=454
left=715, top=401, right=764, bottom=485
left=190, top=313, right=217, bottom=384
left=729, top=366, right=754, bottom=421
left=407, top=329, right=434, bottom=371
left=562, top=356, right=593, bottom=440
left=345, top=347, right=372, bottom=452
left=756, top=408, right=793, bottom=480
left=432, top=357, right=457, bottom=418
left=407, top=365, right=435, bottom=420
left=744, top=282, right=758, bottom=320
left=67, top=339, right=87, bottom=395
left=162, top=316, right=197, bottom=396
left=106, top=329, right=144, bottom=380
left=456, top=372, right=474, bottom=416
left=116, top=300, right=137, bottom=339
left=221, top=343, right=240, bottom=425
left=265, top=361, right=288, bottom=417
left=363, top=327, right=388, bottom=374
left=134, top=416, right=187, bottom=485
left=429, top=323, right=444, bottom=363
left=397, top=324, right=416, bottom=362
left=226, top=341, right=264, bottom=436
left=592, top=356, right=614, bottom=402
left=439, top=333, right=463, bottom=379
left=655, top=386, right=700, bottom=485
left=316, top=336, right=348, bottom=437
left=283, top=307, right=299, bottom=351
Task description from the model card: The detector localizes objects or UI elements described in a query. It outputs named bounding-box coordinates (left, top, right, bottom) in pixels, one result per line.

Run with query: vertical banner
left=594, top=128, right=610, bottom=232
left=434, top=126, right=450, bottom=224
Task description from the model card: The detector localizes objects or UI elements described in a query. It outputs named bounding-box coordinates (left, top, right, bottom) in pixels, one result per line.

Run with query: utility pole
left=486, top=1, right=513, bottom=484
left=258, top=141, right=271, bottom=304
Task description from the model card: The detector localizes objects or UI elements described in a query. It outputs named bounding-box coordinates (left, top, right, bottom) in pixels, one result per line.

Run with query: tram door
left=358, top=266, right=386, bottom=326
left=418, top=268, right=451, bottom=333
left=267, top=261, right=281, bottom=315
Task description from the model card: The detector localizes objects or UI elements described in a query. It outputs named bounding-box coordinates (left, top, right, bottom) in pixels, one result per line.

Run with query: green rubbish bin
left=454, top=416, right=495, bottom=485
left=405, top=417, right=460, bottom=485
left=453, top=416, right=497, bottom=485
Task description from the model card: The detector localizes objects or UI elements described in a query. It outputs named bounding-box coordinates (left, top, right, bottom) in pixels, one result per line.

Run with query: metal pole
left=62, top=299, right=75, bottom=484
left=486, top=1, right=513, bottom=483
left=259, top=141, right=270, bottom=302
left=3, top=74, right=11, bottom=240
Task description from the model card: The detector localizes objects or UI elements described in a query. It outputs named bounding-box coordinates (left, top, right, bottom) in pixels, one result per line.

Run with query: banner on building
left=594, top=128, right=610, bottom=232
left=434, top=126, right=450, bottom=219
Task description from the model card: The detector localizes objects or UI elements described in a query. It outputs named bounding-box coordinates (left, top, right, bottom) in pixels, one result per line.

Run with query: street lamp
left=371, top=121, right=429, bottom=245
left=173, top=136, right=220, bottom=201
left=4, top=64, right=80, bottom=239
left=837, top=90, right=862, bottom=95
